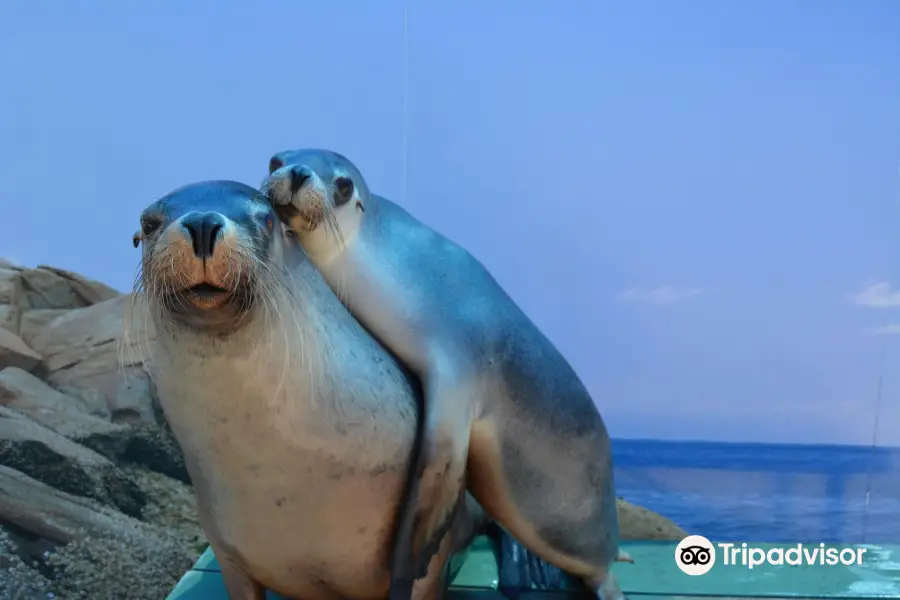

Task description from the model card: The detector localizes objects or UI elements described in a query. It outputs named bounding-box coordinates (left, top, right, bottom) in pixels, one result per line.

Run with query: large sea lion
left=262, top=150, right=632, bottom=600
left=131, top=180, right=487, bottom=600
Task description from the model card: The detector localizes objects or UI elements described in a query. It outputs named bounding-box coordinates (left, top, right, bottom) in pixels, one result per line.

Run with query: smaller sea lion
left=262, top=150, right=632, bottom=600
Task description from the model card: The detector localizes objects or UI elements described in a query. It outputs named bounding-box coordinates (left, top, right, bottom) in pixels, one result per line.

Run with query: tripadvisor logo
left=675, top=535, right=716, bottom=576
left=674, top=535, right=868, bottom=575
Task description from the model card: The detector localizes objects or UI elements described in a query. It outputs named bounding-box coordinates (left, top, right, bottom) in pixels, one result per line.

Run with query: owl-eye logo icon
left=675, top=535, right=716, bottom=575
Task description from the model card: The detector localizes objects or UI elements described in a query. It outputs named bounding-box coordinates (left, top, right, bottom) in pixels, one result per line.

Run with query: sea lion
left=262, top=150, right=632, bottom=600
left=131, top=180, right=487, bottom=600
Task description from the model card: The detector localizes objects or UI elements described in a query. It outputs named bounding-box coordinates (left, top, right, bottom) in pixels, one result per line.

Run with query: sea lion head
left=133, top=180, right=290, bottom=333
left=262, top=149, right=370, bottom=248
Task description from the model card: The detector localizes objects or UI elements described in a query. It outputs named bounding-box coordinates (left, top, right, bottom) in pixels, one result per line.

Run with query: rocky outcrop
left=0, top=260, right=686, bottom=599
left=617, top=497, right=686, bottom=540
left=0, top=262, right=198, bottom=600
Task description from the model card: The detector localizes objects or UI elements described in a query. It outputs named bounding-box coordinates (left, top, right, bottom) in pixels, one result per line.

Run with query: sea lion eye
left=334, top=176, right=354, bottom=206
left=140, top=216, right=161, bottom=236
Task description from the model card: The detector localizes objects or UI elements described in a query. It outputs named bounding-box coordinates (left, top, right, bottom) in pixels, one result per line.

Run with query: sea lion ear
left=269, top=156, right=284, bottom=174
left=132, top=230, right=141, bottom=248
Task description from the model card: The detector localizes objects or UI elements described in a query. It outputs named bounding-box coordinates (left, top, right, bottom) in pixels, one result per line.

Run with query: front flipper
left=218, top=552, right=266, bottom=600
left=390, top=375, right=474, bottom=600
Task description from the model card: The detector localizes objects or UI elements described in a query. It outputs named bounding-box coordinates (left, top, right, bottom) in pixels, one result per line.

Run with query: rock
left=0, top=368, right=188, bottom=482
left=0, top=463, right=200, bottom=600
left=0, top=367, right=188, bottom=483
left=20, top=267, right=86, bottom=310
left=37, top=265, right=121, bottom=305
left=54, top=384, right=112, bottom=421
left=14, top=266, right=119, bottom=311
left=0, top=367, right=117, bottom=433
left=126, top=466, right=201, bottom=537
left=0, top=410, right=146, bottom=518
left=0, top=464, right=156, bottom=547
left=18, top=308, right=69, bottom=345
left=617, top=497, right=687, bottom=540
left=0, top=519, right=56, bottom=573
left=0, top=465, right=134, bottom=544
left=48, top=525, right=196, bottom=600
left=18, top=266, right=119, bottom=311
left=0, top=328, right=42, bottom=372
left=0, top=304, right=21, bottom=334
left=0, top=266, right=26, bottom=306
left=0, top=524, right=53, bottom=600
left=79, top=424, right=190, bottom=485
left=28, top=294, right=158, bottom=424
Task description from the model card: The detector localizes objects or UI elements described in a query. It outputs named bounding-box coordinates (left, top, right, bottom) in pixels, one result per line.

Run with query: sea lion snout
left=180, top=211, right=226, bottom=260
left=288, top=165, right=313, bottom=194
left=264, top=165, right=328, bottom=232
left=150, top=212, right=248, bottom=312
left=137, top=182, right=282, bottom=327
left=266, top=163, right=318, bottom=197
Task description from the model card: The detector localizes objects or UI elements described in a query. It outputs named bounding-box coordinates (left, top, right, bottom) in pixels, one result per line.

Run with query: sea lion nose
left=289, top=166, right=312, bottom=194
left=181, top=212, right=226, bottom=259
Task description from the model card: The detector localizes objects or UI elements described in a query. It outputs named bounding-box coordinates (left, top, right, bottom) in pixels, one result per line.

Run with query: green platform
left=167, top=539, right=900, bottom=599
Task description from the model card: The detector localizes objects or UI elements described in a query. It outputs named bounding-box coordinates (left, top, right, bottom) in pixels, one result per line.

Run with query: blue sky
left=1, top=1, right=898, bottom=445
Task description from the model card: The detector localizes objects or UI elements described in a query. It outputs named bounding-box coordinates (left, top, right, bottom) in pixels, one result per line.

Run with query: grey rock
left=79, top=424, right=190, bottom=485
left=0, top=328, right=42, bottom=373
left=29, top=295, right=158, bottom=424
left=36, top=265, right=120, bottom=305
left=18, top=308, right=70, bottom=345
left=0, top=409, right=146, bottom=518
left=0, top=366, right=112, bottom=427
left=19, top=268, right=87, bottom=310
left=0, top=464, right=148, bottom=544
left=0, top=304, right=22, bottom=334
left=0, top=266, right=26, bottom=307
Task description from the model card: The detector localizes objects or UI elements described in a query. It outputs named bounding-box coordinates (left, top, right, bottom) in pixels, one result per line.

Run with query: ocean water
left=612, top=439, right=900, bottom=544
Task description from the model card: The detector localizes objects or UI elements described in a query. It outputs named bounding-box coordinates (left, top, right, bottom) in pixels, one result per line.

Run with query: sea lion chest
left=154, top=341, right=416, bottom=597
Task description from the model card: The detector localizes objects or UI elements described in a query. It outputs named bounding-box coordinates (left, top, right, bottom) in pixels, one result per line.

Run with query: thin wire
left=861, top=164, right=900, bottom=543
left=862, top=336, right=885, bottom=543
left=402, top=0, right=409, bottom=206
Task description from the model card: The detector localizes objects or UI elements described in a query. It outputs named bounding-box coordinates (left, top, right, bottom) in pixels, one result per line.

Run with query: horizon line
left=610, top=436, right=900, bottom=450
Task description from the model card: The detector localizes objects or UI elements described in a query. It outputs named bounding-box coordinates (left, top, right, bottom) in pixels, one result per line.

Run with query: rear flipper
left=487, top=522, right=581, bottom=600
left=591, top=572, right=628, bottom=600
left=487, top=524, right=631, bottom=600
